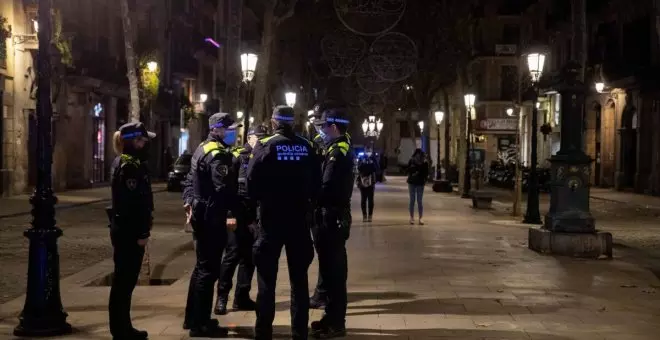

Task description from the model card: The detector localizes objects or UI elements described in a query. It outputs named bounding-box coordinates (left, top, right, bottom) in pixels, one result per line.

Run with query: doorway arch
left=619, top=92, right=638, bottom=189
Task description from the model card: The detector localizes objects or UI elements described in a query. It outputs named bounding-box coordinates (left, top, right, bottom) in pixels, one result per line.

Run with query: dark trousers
left=253, top=219, right=314, bottom=340
left=108, top=234, right=145, bottom=336
left=184, top=220, right=228, bottom=329
left=360, top=185, right=375, bottom=217
left=217, top=217, right=255, bottom=300
left=312, top=212, right=348, bottom=327
left=311, top=214, right=327, bottom=300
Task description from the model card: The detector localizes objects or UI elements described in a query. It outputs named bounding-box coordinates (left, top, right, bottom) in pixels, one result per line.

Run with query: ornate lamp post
left=14, top=0, right=72, bottom=335
left=433, top=111, right=444, bottom=180
left=240, top=52, right=258, bottom=143
left=432, top=110, right=453, bottom=192
left=362, top=115, right=384, bottom=139
left=523, top=50, right=546, bottom=224
left=461, top=93, right=476, bottom=198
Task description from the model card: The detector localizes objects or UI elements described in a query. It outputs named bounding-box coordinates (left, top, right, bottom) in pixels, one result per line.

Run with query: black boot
left=309, top=294, right=328, bottom=309
left=232, top=295, right=257, bottom=311
left=311, top=319, right=346, bottom=339
left=189, top=323, right=229, bottom=338
left=214, top=297, right=228, bottom=315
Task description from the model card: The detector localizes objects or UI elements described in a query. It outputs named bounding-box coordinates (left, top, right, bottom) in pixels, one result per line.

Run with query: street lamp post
left=240, top=53, right=258, bottom=143
left=434, top=111, right=443, bottom=180
left=14, top=0, right=72, bottom=336
left=523, top=51, right=545, bottom=224
left=462, top=93, right=476, bottom=198
left=432, top=110, right=453, bottom=192
left=285, top=92, right=296, bottom=108
left=362, top=115, right=384, bottom=139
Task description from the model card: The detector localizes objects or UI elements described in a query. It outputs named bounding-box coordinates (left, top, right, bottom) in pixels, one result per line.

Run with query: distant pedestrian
left=379, top=152, right=388, bottom=182
left=407, top=149, right=429, bottom=225
left=356, top=148, right=378, bottom=222
left=108, top=122, right=156, bottom=340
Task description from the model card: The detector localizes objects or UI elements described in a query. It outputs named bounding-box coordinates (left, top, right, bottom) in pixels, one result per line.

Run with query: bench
left=471, top=190, right=494, bottom=210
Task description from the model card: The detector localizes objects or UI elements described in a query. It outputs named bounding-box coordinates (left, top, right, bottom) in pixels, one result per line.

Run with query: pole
left=436, top=124, right=441, bottom=180
left=14, top=0, right=72, bottom=335
left=512, top=110, right=522, bottom=216
left=242, top=81, right=251, bottom=143
left=461, top=107, right=472, bottom=198
left=523, top=88, right=542, bottom=224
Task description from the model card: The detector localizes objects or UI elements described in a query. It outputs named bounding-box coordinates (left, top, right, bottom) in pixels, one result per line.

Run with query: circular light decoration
left=334, top=0, right=407, bottom=36
left=368, top=32, right=418, bottom=82
left=355, top=58, right=391, bottom=94
left=321, top=30, right=367, bottom=77
left=359, top=92, right=386, bottom=114
left=341, top=76, right=362, bottom=105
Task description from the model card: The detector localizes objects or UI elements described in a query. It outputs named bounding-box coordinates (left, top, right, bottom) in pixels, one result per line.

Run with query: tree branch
left=274, top=0, right=299, bottom=26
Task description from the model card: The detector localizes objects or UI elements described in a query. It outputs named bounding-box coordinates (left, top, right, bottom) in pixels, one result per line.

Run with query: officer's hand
left=137, top=238, right=149, bottom=247
left=184, top=204, right=192, bottom=224
left=227, top=218, right=237, bottom=232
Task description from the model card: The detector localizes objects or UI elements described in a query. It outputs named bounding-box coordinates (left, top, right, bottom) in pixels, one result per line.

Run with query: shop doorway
left=91, top=103, right=106, bottom=184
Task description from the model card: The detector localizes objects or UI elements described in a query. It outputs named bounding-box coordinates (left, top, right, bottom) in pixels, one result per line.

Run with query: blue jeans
left=408, top=184, right=424, bottom=218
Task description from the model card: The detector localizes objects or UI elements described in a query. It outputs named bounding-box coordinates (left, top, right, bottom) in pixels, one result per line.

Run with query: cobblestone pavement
left=489, top=188, right=660, bottom=261
left=0, top=190, right=186, bottom=304
left=1, top=177, right=660, bottom=339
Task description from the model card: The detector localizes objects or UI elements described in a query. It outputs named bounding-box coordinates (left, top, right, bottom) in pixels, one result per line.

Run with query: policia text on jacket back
left=214, top=125, right=268, bottom=315
left=181, top=112, right=241, bottom=338
left=247, top=106, right=321, bottom=340
left=107, top=122, right=156, bottom=340
left=310, top=103, right=355, bottom=339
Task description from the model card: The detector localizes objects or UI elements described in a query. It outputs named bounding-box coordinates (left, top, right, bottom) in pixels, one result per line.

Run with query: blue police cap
left=209, top=112, right=241, bottom=129
left=313, top=102, right=349, bottom=126
left=272, top=106, right=295, bottom=122
left=119, top=122, right=156, bottom=140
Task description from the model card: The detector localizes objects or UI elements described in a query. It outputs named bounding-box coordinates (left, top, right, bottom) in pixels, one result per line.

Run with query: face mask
left=248, top=136, right=258, bottom=148
left=223, top=130, right=237, bottom=145
left=318, top=129, right=333, bottom=143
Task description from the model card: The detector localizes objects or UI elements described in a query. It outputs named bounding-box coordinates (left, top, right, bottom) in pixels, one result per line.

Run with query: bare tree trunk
left=252, top=9, right=275, bottom=123
left=120, top=0, right=141, bottom=122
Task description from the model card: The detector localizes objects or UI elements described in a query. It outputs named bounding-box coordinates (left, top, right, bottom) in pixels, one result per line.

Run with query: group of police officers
left=108, top=101, right=354, bottom=340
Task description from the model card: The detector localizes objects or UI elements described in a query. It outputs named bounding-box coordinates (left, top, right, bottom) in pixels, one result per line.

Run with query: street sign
left=478, top=118, right=517, bottom=131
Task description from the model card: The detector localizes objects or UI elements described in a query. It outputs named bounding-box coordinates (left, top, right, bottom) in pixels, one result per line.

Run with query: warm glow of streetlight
left=249, top=116, right=254, bottom=123
left=32, top=19, right=38, bottom=33
left=536, top=102, right=540, bottom=109
left=526, top=52, right=546, bottom=82
left=147, top=61, right=158, bottom=72
left=376, top=119, right=384, bottom=132
left=307, top=110, right=314, bottom=116
left=285, top=92, right=296, bottom=107
left=434, top=111, right=444, bottom=125
left=418, top=121, right=424, bottom=131
left=237, top=111, right=244, bottom=119
left=240, top=53, right=258, bottom=82
left=362, top=120, right=369, bottom=133
left=199, top=93, right=208, bottom=103
left=595, top=82, right=605, bottom=93
left=506, top=108, right=514, bottom=116
left=464, top=93, right=476, bottom=108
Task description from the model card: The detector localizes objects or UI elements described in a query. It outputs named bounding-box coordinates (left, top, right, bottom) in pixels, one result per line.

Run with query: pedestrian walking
left=213, top=125, right=268, bottom=315
left=357, top=148, right=378, bottom=222
left=182, top=112, right=241, bottom=337
left=107, top=122, right=156, bottom=340
left=407, top=149, right=429, bottom=225
left=247, top=105, right=320, bottom=340
left=310, top=102, right=355, bottom=338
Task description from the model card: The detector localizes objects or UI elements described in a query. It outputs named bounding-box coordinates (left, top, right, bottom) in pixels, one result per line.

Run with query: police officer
left=247, top=106, right=320, bottom=340
left=310, top=105, right=354, bottom=338
left=182, top=112, right=241, bottom=337
left=213, top=125, right=268, bottom=315
left=108, top=122, right=155, bottom=340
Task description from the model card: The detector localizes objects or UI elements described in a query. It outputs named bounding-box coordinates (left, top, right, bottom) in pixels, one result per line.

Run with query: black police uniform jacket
left=110, top=153, right=153, bottom=240
left=247, top=128, right=320, bottom=222
left=320, top=135, right=354, bottom=208
left=231, top=143, right=257, bottom=223
left=182, top=136, right=238, bottom=225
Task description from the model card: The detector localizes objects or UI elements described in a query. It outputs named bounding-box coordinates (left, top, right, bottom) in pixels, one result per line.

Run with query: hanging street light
left=595, top=82, right=605, bottom=93
left=522, top=48, right=546, bottom=225
left=146, top=61, right=158, bottom=73
left=199, top=93, right=208, bottom=103
left=14, top=0, right=72, bottom=335
left=285, top=92, right=297, bottom=107
left=461, top=92, right=476, bottom=198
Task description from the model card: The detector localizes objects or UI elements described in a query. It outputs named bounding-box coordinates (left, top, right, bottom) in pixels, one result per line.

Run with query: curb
left=0, top=188, right=168, bottom=220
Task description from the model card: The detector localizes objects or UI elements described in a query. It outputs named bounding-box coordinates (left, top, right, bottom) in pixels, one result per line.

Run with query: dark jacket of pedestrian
left=407, top=149, right=429, bottom=186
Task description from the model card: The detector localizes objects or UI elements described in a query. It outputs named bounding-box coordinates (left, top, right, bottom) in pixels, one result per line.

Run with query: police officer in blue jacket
left=311, top=105, right=354, bottom=338
left=247, top=106, right=320, bottom=340
left=214, top=125, right=268, bottom=315
left=108, top=122, right=155, bottom=340
left=182, top=112, right=241, bottom=337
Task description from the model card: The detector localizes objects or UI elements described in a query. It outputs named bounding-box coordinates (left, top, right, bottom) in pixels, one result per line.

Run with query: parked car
left=166, top=153, right=192, bottom=192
